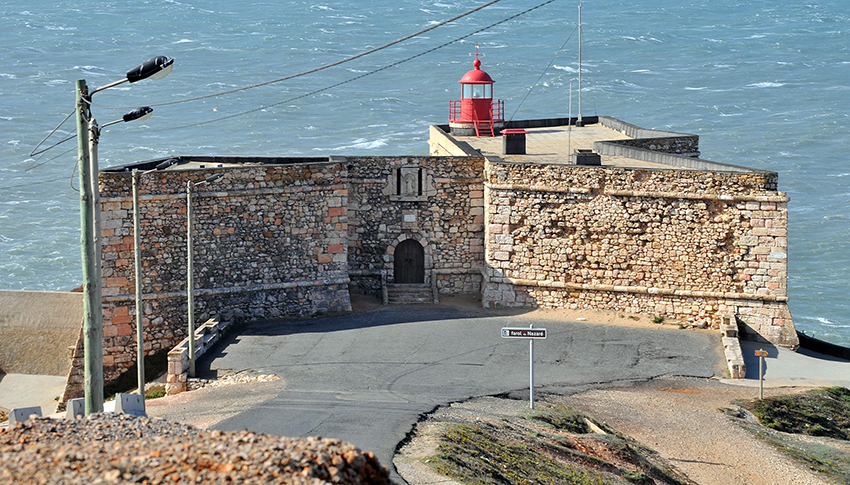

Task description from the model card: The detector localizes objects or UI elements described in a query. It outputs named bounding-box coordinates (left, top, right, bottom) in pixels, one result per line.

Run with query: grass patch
left=428, top=404, right=693, bottom=485
left=531, top=405, right=592, bottom=434
left=729, top=387, right=850, bottom=484
left=433, top=423, right=617, bottom=485
left=740, top=387, right=850, bottom=440
left=145, top=385, right=167, bottom=400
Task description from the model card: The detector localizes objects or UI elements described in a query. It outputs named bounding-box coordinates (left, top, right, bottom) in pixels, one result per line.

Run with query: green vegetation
left=730, top=387, right=850, bottom=484
left=652, top=316, right=665, bottom=324
left=429, top=404, right=692, bottom=485
left=145, top=385, right=167, bottom=400
left=742, top=387, right=850, bottom=440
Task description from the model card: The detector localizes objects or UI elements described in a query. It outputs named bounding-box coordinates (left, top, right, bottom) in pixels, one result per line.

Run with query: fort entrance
left=393, top=239, right=425, bottom=284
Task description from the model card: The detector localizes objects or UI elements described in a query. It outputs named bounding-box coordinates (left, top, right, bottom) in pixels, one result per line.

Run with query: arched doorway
left=394, top=239, right=425, bottom=284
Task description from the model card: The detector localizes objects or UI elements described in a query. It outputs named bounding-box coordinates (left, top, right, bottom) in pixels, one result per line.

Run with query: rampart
left=67, top=154, right=485, bottom=395
left=482, top=159, right=795, bottom=346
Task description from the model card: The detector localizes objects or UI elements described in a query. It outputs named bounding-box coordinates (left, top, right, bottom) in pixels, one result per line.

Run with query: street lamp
left=75, top=55, right=174, bottom=415
left=131, top=157, right=177, bottom=405
left=187, top=172, right=225, bottom=378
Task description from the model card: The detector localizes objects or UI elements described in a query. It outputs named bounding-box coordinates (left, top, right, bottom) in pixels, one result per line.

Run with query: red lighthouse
left=449, top=54, right=504, bottom=137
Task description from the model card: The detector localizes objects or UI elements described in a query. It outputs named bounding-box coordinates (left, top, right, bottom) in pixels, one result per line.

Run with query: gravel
left=0, top=413, right=394, bottom=484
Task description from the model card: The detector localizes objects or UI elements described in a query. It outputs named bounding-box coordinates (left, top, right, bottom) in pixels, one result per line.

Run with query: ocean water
left=1, top=0, right=848, bottom=346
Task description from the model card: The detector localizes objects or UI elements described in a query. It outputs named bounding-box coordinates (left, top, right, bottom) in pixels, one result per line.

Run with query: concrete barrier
left=9, top=406, right=42, bottom=424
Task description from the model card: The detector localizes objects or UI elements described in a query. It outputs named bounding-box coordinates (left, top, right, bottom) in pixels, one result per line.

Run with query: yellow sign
left=755, top=350, right=769, bottom=357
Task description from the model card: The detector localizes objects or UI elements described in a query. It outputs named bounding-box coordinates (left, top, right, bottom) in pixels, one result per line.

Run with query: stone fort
left=64, top=59, right=797, bottom=395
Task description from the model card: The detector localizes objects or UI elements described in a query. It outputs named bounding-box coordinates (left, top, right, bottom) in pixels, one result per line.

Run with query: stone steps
left=385, top=284, right=437, bottom=305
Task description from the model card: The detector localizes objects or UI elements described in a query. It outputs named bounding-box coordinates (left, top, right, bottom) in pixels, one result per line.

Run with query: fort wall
left=482, top=160, right=795, bottom=346
left=88, top=161, right=351, bottom=388
left=345, top=155, right=485, bottom=295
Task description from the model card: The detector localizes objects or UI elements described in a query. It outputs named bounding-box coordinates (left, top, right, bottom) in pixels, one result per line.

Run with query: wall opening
left=394, top=239, right=425, bottom=284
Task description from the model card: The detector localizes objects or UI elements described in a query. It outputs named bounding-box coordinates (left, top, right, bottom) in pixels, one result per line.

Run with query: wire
left=26, top=147, right=77, bottom=172
left=29, top=109, right=75, bottom=157
left=164, top=0, right=559, bottom=131
left=509, top=24, right=577, bottom=121
left=99, top=0, right=506, bottom=111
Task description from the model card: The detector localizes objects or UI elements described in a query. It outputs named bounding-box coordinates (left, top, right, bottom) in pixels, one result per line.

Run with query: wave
left=325, top=138, right=388, bottom=151
left=745, top=82, right=785, bottom=88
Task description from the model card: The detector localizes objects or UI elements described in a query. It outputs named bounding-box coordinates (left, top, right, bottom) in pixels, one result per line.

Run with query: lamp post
left=186, top=172, right=225, bottom=378
left=75, top=56, right=174, bottom=415
left=132, top=158, right=177, bottom=404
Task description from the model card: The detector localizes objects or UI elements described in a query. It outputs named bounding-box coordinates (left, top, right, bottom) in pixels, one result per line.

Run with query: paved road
left=196, top=305, right=724, bottom=483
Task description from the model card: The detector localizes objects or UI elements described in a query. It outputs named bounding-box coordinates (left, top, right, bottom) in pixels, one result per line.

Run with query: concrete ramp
left=0, top=290, right=83, bottom=376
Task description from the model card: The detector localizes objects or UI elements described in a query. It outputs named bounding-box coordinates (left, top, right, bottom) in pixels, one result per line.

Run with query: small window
left=463, top=84, right=472, bottom=99
left=472, top=84, right=485, bottom=99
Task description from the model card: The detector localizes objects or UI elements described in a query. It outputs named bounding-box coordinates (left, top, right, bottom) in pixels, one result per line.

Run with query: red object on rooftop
left=449, top=54, right=504, bottom=137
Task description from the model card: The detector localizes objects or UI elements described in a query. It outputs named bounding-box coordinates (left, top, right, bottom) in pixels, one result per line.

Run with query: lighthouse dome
left=459, top=58, right=494, bottom=84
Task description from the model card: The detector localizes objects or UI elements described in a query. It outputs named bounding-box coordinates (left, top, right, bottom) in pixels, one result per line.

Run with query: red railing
left=448, top=99, right=504, bottom=123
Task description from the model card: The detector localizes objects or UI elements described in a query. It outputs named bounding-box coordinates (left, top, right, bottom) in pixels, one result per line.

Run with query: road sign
left=755, top=349, right=769, bottom=357
left=501, top=327, right=547, bottom=339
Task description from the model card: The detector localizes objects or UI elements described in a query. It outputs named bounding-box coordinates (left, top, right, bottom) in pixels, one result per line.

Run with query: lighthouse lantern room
left=448, top=52, right=504, bottom=137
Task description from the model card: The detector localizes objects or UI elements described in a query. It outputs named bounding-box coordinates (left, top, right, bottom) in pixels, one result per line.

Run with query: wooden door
left=394, top=239, right=425, bottom=284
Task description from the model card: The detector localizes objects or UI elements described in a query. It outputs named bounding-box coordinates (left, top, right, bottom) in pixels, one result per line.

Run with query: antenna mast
left=576, top=1, right=584, bottom=127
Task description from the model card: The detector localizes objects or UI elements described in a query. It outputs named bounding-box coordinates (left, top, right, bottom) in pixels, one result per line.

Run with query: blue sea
left=1, top=0, right=848, bottom=346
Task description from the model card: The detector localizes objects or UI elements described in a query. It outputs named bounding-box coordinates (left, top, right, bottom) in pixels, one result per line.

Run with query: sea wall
left=482, top=160, right=796, bottom=346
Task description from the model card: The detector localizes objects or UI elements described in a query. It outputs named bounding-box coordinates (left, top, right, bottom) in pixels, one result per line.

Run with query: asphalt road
left=194, top=304, right=724, bottom=483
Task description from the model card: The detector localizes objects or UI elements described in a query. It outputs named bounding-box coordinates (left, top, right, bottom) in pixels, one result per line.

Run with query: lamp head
left=126, top=56, right=174, bottom=83
left=122, top=106, right=154, bottom=123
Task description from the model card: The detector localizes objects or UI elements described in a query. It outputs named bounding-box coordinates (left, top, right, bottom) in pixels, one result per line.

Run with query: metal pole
left=759, top=350, right=765, bottom=400
left=89, top=121, right=104, bottom=399
left=576, top=1, right=583, bottom=127
left=75, top=80, right=103, bottom=415
left=529, top=324, right=535, bottom=409
left=186, top=180, right=196, bottom=378
left=132, top=170, right=145, bottom=401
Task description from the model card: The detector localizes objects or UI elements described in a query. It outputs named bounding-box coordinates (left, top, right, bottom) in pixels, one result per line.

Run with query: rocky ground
left=396, top=377, right=843, bottom=485
left=0, top=413, right=392, bottom=484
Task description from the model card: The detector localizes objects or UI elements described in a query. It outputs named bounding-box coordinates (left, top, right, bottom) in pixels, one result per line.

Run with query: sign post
left=501, top=325, right=547, bottom=409
left=755, top=349, right=769, bottom=399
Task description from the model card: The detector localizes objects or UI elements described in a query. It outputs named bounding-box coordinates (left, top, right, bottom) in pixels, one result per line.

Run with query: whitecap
left=553, top=65, right=581, bottom=73
left=631, top=69, right=650, bottom=73
left=0, top=73, right=17, bottom=79
left=175, top=39, right=194, bottom=44
left=326, top=138, right=388, bottom=151
left=745, top=82, right=785, bottom=88
left=685, top=87, right=707, bottom=91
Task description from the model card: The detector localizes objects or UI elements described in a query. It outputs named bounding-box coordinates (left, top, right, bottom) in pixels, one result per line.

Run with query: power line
left=163, top=0, right=559, bottom=131
left=509, top=24, right=578, bottom=121
left=30, top=0, right=507, bottom=158
left=100, top=0, right=506, bottom=111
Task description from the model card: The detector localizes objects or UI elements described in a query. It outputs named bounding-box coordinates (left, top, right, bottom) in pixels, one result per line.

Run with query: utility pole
left=75, top=79, right=104, bottom=415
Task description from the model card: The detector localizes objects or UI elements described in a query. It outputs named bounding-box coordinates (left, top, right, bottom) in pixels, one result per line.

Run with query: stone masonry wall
left=93, top=161, right=351, bottom=388
left=346, top=156, right=485, bottom=295
left=483, top=161, right=796, bottom=346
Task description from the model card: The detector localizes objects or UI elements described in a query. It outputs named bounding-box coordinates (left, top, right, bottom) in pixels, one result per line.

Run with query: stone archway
left=387, top=233, right=433, bottom=285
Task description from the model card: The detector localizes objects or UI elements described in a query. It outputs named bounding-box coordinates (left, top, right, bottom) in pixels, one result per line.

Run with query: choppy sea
left=1, top=0, right=848, bottom=346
